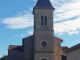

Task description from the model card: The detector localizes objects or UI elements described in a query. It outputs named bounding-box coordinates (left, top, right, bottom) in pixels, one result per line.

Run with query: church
left=8, top=0, right=68, bottom=60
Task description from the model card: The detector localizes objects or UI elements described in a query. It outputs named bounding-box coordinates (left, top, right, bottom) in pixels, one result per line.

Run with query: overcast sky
left=0, top=0, right=80, bottom=58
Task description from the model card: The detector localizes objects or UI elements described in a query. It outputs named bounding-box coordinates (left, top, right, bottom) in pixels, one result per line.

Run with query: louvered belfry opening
left=45, top=16, right=47, bottom=25
left=41, top=16, right=43, bottom=25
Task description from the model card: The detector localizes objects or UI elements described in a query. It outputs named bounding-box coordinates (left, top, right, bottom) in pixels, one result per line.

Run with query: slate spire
left=34, top=0, right=55, bottom=9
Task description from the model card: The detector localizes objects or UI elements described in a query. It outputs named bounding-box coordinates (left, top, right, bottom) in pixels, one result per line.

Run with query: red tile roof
left=62, top=47, right=68, bottom=51
left=8, top=45, right=21, bottom=50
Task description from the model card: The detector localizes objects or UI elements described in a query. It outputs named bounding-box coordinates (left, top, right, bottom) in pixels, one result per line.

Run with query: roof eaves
left=64, top=43, right=80, bottom=53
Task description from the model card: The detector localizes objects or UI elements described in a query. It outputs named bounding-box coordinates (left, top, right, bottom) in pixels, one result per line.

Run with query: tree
left=0, top=55, right=8, bottom=60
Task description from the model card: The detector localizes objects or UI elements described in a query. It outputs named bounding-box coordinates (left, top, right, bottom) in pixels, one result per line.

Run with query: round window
left=42, top=41, right=47, bottom=46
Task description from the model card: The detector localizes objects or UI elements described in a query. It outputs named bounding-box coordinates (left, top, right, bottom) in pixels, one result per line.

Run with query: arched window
left=45, top=16, right=47, bottom=25
left=41, top=16, right=43, bottom=25
left=42, top=59, right=46, bottom=60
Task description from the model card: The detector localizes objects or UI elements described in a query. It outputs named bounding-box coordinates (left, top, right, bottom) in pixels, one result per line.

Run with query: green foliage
left=0, top=55, right=8, bottom=60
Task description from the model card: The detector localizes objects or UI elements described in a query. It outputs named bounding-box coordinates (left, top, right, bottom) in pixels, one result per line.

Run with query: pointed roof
left=34, top=0, right=55, bottom=9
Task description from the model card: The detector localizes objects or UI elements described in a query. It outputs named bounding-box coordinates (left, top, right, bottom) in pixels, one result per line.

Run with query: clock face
left=42, top=41, right=47, bottom=47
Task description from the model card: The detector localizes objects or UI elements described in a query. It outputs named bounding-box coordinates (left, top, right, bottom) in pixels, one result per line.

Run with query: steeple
left=33, top=0, right=55, bottom=31
left=33, top=0, right=55, bottom=60
left=34, top=0, right=55, bottom=9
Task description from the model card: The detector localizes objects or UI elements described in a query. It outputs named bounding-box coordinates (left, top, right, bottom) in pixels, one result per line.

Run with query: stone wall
left=34, top=53, right=54, bottom=60
left=18, top=53, right=24, bottom=60
left=23, top=35, right=33, bottom=60
left=67, top=48, right=80, bottom=60
left=34, top=31, right=54, bottom=52
left=34, top=31, right=54, bottom=60
left=33, top=9, right=53, bottom=31
left=54, top=36, right=61, bottom=60
left=8, top=50, right=24, bottom=60
left=8, top=50, right=18, bottom=60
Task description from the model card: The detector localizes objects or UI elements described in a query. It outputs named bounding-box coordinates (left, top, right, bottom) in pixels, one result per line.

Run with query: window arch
left=41, top=16, right=43, bottom=25
left=42, top=59, right=46, bottom=60
left=45, top=16, right=47, bottom=25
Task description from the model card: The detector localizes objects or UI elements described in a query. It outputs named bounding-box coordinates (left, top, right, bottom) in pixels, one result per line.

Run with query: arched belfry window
left=45, top=16, right=47, bottom=25
left=41, top=16, right=43, bottom=25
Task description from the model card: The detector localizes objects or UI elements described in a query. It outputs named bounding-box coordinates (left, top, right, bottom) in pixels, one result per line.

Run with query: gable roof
left=54, top=36, right=63, bottom=42
left=8, top=45, right=23, bottom=53
left=22, top=35, right=63, bottom=42
left=64, top=43, right=80, bottom=53
left=8, top=35, right=63, bottom=52
left=34, top=0, right=55, bottom=9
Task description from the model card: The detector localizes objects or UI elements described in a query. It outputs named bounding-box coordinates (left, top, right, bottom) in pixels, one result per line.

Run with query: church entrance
left=42, top=59, right=46, bottom=60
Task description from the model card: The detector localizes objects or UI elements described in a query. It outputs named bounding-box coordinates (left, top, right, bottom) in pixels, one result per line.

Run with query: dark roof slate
left=64, top=43, right=80, bottom=53
left=34, top=0, right=55, bottom=9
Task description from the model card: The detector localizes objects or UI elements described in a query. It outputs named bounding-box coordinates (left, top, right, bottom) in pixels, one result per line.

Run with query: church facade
left=8, top=0, right=64, bottom=60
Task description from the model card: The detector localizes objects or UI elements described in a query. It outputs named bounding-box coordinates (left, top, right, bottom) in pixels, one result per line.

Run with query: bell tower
left=33, top=0, right=55, bottom=31
left=33, top=0, right=55, bottom=60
